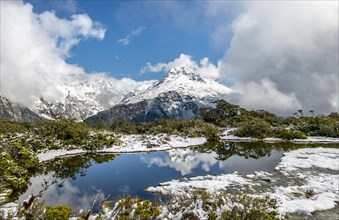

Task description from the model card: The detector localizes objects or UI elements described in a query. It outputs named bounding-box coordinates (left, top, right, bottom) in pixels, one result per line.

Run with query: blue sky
left=26, top=0, right=235, bottom=81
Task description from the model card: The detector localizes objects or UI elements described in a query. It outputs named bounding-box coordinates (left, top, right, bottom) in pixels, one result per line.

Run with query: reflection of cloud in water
left=218, top=150, right=283, bottom=173
left=18, top=173, right=104, bottom=212
left=141, top=149, right=219, bottom=175
left=141, top=149, right=283, bottom=175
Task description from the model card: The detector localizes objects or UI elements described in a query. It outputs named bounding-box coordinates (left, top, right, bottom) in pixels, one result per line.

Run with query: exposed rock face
left=9, top=67, right=231, bottom=122
left=34, top=93, right=102, bottom=120
left=32, top=74, right=154, bottom=120
left=86, top=91, right=201, bottom=124
left=86, top=67, right=232, bottom=124
left=121, top=67, right=231, bottom=106
left=0, top=93, right=42, bottom=121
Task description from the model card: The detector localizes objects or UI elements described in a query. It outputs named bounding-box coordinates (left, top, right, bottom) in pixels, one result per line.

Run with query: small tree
left=297, top=109, right=304, bottom=117
left=309, top=110, right=315, bottom=117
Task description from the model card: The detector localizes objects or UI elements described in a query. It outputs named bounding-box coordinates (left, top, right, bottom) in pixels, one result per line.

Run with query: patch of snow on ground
left=38, top=149, right=86, bottom=162
left=0, top=203, right=18, bottom=219
left=294, top=136, right=339, bottom=143
left=146, top=172, right=254, bottom=196
left=37, top=134, right=206, bottom=162
left=221, top=128, right=339, bottom=143
left=276, top=147, right=339, bottom=173
left=99, top=134, right=205, bottom=154
left=271, top=147, right=339, bottom=215
left=146, top=147, right=339, bottom=217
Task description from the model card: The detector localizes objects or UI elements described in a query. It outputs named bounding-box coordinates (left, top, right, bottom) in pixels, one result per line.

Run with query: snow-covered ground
left=36, top=128, right=339, bottom=163
left=292, top=136, right=339, bottom=143
left=38, top=149, right=87, bottom=162
left=271, top=148, right=339, bottom=215
left=221, top=128, right=339, bottom=143
left=38, top=134, right=206, bottom=162
left=146, top=147, right=339, bottom=217
left=146, top=172, right=256, bottom=196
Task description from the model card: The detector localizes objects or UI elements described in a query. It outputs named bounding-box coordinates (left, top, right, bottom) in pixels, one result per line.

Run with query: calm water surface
left=19, top=142, right=292, bottom=212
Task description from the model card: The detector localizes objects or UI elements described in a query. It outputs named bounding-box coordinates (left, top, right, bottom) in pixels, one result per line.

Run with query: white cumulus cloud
left=0, top=1, right=146, bottom=108
left=229, top=78, right=302, bottom=115
left=141, top=53, right=221, bottom=79
left=38, top=11, right=105, bottom=57
left=140, top=1, right=338, bottom=115
left=219, top=1, right=338, bottom=114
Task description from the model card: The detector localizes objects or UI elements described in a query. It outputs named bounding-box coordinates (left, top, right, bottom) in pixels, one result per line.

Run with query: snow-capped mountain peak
left=121, top=67, right=232, bottom=105
left=32, top=74, right=155, bottom=120
left=164, top=67, right=206, bottom=83
left=26, top=67, right=231, bottom=121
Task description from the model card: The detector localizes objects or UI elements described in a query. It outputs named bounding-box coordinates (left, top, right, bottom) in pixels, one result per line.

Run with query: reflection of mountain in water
left=141, top=142, right=289, bottom=176
left=18, top=144, right=309, bottom=213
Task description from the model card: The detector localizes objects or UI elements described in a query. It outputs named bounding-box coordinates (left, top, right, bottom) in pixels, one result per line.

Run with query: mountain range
left=87, top=67, right=231, bottom=124
left=0, top=93, right=42, bottom=121
left=0, top=67, right=231, bottom=122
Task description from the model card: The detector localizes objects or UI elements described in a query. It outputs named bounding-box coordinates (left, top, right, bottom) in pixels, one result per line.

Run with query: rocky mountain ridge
left=121, top=67, right=231, bottom=106
left=32, top=74, right=154, bottom=120
left=1, top=67, right=231, bottom=122
left=0, top=93, right=42, bottom=122
left=87, top=68, right=231, bottom=123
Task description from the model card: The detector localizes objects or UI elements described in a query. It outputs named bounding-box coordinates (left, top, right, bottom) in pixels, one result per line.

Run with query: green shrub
left=34, top=119, right=89, bottom=145
left=167, top=191, right=281, bottom=220
left=203, top=125, right=220, bottom=142
left=110, top=196, right=159, bottom=220
left=248, top=110, right=283, bottom=127
left=110, top=121, right=138, bottom=134
left=0, top=141, right=38, bottom=201
left=233, top=118, right=272, bottom=139
left=134, top=200, right=160, bottom=220
left=294, top=115, right=339, bottom=137
left=0, top=119, right=31, bottom=134
left=200, top=100, right=247, bottom=127
left=45, top=205, right=72, bottom=220
left=275, top=129, right=307, bottom=140
left=0, top=152, right=29, bottom=199
left=109, top=119, right=220, bottom=140
left=220, top=194, right=280, bottom=220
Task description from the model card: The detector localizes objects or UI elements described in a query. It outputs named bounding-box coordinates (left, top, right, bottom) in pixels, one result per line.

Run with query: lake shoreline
left=1, top=135, right=338, bottom=219
left=37, top=133, right=339, bottom=163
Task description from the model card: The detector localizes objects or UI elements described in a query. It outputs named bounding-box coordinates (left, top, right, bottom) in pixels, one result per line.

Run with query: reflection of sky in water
left=18, top=174, right=104, bottom=212
left=19, top=148, right=283, bottom=212
left=142, top=149, right=283, bottom=175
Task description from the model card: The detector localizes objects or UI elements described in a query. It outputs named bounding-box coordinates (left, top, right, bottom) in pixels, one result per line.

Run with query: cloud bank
left=0, top=1, right=146, bottom=108
left=0, top=1, right=104, bottom=106
left=141, top=54, right=221, bottom=79
left=220, top=1, right=338, bottom=114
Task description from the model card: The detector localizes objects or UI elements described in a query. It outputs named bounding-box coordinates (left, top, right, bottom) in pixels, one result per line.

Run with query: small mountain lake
left=17, top=141, right=334, bottom=213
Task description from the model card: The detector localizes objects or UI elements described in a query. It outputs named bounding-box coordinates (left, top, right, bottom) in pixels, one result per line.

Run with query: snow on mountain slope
left=33, top=74, right=155, bottom=120
left=32, top=67, right=231, bottom=121
left=120, top=67, right=232, bottom=106
left=0, top=93, right=42, bottom=121
left=87, top=68, right=232, bottom=123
